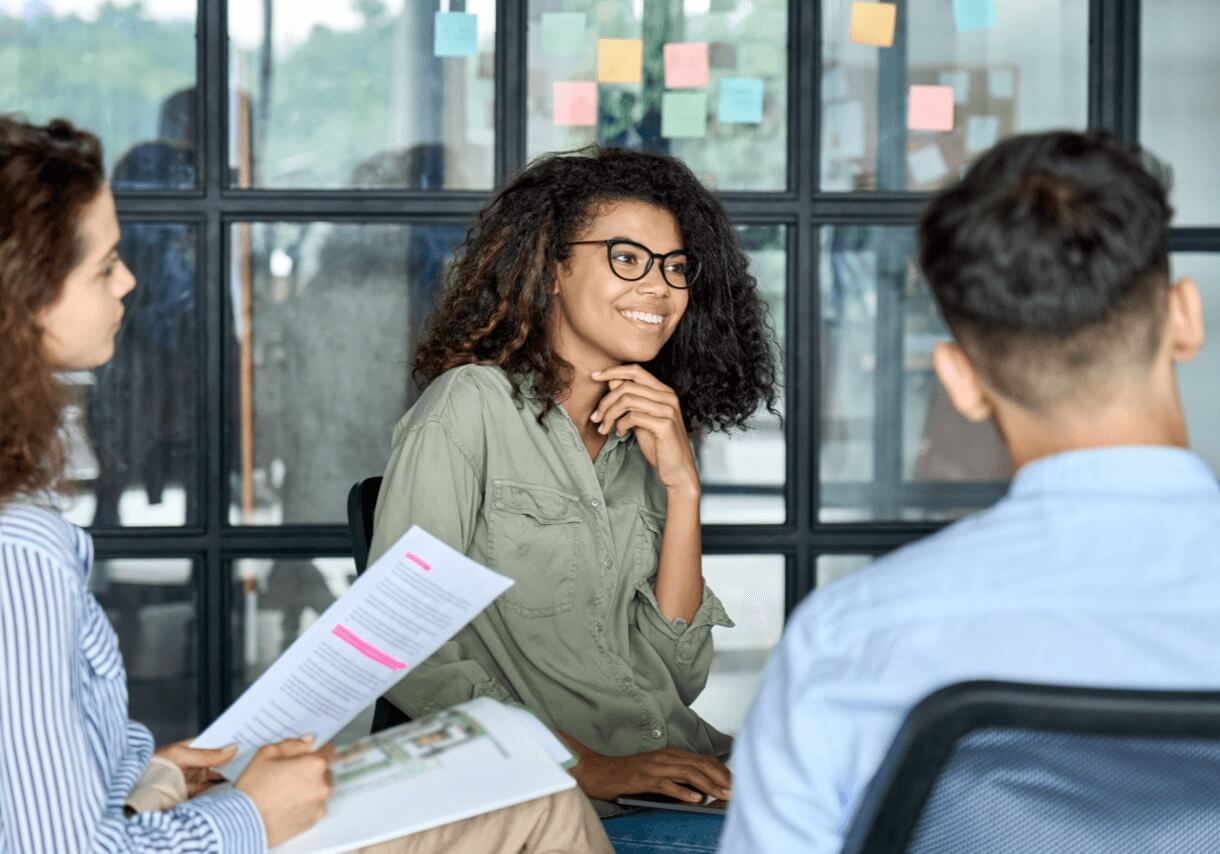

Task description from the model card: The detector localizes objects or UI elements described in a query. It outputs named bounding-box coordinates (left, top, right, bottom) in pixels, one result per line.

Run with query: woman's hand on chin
left=590, top=365, right=700, bottom=497
left=561, top=733, right=731, bottom=803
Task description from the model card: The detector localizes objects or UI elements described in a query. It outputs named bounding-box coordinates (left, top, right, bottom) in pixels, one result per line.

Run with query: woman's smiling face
left=550, top=200, right=690, bottom=370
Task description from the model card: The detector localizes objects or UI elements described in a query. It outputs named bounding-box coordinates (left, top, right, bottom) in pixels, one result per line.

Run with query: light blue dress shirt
left=721, top=446, right=1220, bottom=853
left=0, top=504, right=265, bottom=852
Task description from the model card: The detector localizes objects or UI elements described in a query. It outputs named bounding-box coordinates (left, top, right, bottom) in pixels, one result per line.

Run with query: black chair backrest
left=344, top=476, right=410, bottom=733
left=346, top=476, right=383, bottom=574
left=840, top=680, right=1220, bottom=854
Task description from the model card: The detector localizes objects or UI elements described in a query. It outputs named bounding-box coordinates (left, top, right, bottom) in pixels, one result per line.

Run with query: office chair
left=345, top=475, right=411, bottom=733
left=839, top=680, right=1220, bottom=854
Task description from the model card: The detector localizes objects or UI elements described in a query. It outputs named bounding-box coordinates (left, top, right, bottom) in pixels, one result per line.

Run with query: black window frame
left=88, top=0, right=1203, bottom=728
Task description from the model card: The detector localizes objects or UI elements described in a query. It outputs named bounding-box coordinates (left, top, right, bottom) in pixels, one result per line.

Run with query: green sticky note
left=540, top=12, right=586, bottom=57
left=434, top=12, right=478, bottom=57
left=661, top=91, right=708, bottom=139
left=738, top=42, right=785, bottom=78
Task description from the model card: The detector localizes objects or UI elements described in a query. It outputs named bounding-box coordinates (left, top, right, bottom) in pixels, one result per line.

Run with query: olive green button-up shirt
left=368, top=364, right=734, bottom=763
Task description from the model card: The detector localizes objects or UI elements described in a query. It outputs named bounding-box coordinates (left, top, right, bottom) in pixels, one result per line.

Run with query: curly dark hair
left=414, top=146, right=780, bottom=431
left=0, top=116, right=105, bottom=506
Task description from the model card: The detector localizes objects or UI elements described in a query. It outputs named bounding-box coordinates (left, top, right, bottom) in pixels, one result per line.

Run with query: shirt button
left=590, top=498, right=601, bottom=508
left=650, top=729, right=663, bottom=739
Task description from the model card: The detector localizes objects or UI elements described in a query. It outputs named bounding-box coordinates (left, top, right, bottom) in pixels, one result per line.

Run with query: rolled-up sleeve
left=370, top=417, right=515, bottom=717
left=633, top=579, right=734, bottom=705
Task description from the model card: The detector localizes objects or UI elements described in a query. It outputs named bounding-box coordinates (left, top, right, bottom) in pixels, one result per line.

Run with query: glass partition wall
left=2, top=0, right=1210, bottom=738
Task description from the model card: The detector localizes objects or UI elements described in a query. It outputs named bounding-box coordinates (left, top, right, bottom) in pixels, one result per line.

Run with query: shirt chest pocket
left=489, top=480, right=585, bottom=618
left=632, top=506, right=665, bottom=584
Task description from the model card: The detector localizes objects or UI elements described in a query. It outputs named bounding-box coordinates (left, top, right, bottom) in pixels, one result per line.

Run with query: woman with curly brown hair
left=368, top=146, right=780, bottom=846
left=0, top=115, right=610, bottom=854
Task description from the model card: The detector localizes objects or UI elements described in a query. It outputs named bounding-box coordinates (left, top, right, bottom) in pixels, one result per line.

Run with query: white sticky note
left=988, top=68, right=1015, bottom=99
left=965, top=115, right=1000, bottom=154
left=908, top=145, right=949, bottom=186
left=540, top=12, right=586, bottom=58
left=823, top=66, right=850, bottom=100
left=825, top=100, right=867, bottom=158
left=938, top=70, right=971, bottom=105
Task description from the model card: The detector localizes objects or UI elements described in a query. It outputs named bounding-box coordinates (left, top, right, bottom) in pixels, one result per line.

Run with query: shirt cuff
left=178, top=786, right=267, bottom=854
left=636, top=579, right=734, bottom=656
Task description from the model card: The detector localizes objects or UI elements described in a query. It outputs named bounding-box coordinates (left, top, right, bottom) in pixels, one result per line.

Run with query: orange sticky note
left=849, top=2, right=897, bottom=48
left=908, top=85, right=955, bottom=131
left=598, top=38, right=643, bottom=84
left=664, top=42, right=709, bottom=89
left=553, top=81, right=597, bottom=127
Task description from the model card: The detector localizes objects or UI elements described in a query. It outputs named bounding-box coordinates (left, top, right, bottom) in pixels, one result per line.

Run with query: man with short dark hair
left=720, top=131, right=1215, bottom=852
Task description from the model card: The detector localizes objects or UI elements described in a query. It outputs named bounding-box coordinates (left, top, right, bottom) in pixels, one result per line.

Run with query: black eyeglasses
left=568, top=238, right=700, bottom=289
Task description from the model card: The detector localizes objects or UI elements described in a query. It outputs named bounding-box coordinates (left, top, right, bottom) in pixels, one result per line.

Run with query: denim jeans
left=602, top=809, right=724, bottom=854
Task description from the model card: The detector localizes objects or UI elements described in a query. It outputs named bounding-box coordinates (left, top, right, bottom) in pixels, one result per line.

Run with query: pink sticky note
left=664, top=42, right=709, bottom=89
left=908, top=85, right=955, bottom=131
left=553, top=81, right=597, bottom=127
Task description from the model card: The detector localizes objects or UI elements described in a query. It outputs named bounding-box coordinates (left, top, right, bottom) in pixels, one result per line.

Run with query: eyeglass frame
left=567, top=238, right=700, bottom=290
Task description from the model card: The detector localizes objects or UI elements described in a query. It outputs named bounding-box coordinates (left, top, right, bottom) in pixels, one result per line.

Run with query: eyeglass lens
left=607, top=239, right=697, bottom=288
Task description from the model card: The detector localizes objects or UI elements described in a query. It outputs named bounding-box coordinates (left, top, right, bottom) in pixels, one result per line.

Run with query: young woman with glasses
left=368, top=147, right=779, bottom=847
left=0, top=116, right=611, bottom=854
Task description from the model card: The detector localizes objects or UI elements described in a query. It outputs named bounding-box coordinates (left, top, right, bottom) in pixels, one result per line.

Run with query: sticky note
left=738, top=42, right=785, bottom=77
left=908, top=145, right=949, bottom=185
left=953, top=0, right=996, bottom=32
left=988, top=68, right=1015, bottom=99
left=849, top=2, right=897, bottom=48
left=938, top=70, right=971, bottom=105
left=908, top=85, right=954, bottom=131
left=825, top=100, right=867, bottom=158
left=664, top=42, right=710, bottom=88
left=553, top=81, right=597, bottom=127
left=708, top=43, right=737, bottom=69
left=597, top=38, right=643, bottom=84
left=662, top=91, right=709, bottom=138
left=434, top=12, right=478, bottom=57
left=540, top=12, right=586, bottom=58
left=965, top=115, right=1001, bottom=153
left=718, top=77, right=764, bottom=124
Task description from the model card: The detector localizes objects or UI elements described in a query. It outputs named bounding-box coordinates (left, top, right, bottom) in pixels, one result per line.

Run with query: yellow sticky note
left=597, top=38, right=643, bottom=84
left=849, top=2, right=897, bottom=48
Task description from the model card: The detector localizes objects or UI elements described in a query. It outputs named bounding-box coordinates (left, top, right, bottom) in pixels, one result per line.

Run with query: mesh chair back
left=908, top=727, right=1220, bottom=854
left=840, top=681, right=1220, bottom=854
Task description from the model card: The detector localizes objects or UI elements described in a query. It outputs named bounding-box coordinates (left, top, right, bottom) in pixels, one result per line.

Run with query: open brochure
left=272, top=698, right=576, bottom=854
left=193, top=526, right=513, bottom=778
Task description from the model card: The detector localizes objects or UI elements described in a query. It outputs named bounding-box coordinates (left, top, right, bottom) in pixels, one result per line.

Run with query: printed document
left=193, top=526, right=513, bottom=778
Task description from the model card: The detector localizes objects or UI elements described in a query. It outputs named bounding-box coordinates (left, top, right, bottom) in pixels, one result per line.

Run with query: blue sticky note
left=718, top=77, right=764, bottom=124
left=953, top=0, right=996, bottom=32
left=435, top=12, right=478, bottom=57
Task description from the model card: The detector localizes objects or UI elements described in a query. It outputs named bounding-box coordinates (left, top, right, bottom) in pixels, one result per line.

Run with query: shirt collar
left=1008, top=445, right=1219, bottom=500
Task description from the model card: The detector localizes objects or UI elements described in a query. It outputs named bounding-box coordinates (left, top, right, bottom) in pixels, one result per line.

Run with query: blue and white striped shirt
left=0, top=504, right=265, bottom=852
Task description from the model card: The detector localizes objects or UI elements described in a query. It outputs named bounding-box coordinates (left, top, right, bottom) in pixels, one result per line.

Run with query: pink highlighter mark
left=332, top=624, right=407, bottom=671
left=406, top=551, right=431, bottom=571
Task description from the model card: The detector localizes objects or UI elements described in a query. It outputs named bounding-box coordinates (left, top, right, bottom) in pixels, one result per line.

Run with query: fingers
left=656, top=750, right=732, bottom=798
left=596, top=394, right=673, bottom=436
left=654, top=778, right=705, bottom=803
left=265, top=735, right=316, bottom=759
left=185, top=744, right=238, bottom=766
left=592, top=365, right=669, bottom=392
left=614, top=411, right=672, bottom=440
left=594, top=379, right=678, bottom=419
left=159, top=742, right=238, bottom=768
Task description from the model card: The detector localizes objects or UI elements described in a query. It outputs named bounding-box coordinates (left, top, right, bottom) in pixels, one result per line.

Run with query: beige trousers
left=350, top=789, right=614, bottom=854
left=127, top=762, right=611, bottom=854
